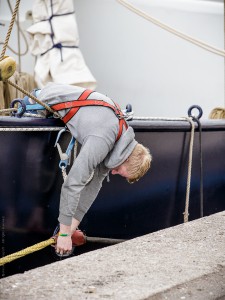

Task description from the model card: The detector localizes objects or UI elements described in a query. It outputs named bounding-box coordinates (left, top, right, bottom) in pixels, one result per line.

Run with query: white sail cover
left=27, top=0, right=97, bottom=89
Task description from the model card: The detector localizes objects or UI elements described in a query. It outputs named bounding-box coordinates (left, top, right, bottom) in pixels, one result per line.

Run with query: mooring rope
left=0, top=238, right=55, bottom=267
left=0, top=234, right=126, bottom=266
left=132, top=115, right=195, bottom=222
left=183, top=117, right=195, bottom=223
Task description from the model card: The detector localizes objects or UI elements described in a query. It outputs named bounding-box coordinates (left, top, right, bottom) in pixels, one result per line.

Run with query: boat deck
left=1, top=211, right=225, bottom=299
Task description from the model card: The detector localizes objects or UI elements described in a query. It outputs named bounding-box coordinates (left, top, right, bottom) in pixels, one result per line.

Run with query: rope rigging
left=0, top=0, right=29, bottom=58
left=0, top=0, right=59, bottom=116
left=117, top=0, right=225, bottom=58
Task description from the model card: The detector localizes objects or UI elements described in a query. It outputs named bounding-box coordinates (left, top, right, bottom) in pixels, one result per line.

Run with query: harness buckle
left=54, top=128, right=76, bottom=169
left=122, top=104, right=134, bottom=121
left=116, top=113, right=124, bottom=120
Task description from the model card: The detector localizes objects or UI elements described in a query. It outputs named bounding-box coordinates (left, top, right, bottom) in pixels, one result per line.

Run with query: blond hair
left=126, top=143, right=152, bottom=184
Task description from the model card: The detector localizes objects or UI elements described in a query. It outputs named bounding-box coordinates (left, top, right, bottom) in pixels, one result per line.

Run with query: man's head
left=111, top=143, right=152, bottom=183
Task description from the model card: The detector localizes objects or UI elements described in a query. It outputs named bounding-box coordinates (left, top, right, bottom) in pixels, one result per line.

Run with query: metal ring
left=59, top=161, right=67, bottom=169
left=126, top=104, right=132, bottom=113
left=188, top=105, right=203, bottom=120
left=10, top=98, right=26, bottom=118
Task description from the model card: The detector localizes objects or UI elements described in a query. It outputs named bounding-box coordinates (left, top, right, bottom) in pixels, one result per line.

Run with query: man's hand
left=56, top=235, right=72, bottom=256
left=56, top=223, right=72, bottom=256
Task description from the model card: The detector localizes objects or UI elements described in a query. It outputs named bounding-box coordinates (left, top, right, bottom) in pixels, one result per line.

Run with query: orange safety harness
left=51, top=89, right=128, bottom=141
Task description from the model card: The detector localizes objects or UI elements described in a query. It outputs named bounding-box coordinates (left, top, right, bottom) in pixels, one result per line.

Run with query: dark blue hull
left=1, top=117, right=225, bottom=277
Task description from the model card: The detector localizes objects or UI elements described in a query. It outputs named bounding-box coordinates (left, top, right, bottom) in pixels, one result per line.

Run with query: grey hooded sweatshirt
left=38, top=82, right=137, bottom=226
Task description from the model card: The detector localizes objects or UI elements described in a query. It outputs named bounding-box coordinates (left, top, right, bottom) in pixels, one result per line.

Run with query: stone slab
left=1, top=211, right=225, bottom=299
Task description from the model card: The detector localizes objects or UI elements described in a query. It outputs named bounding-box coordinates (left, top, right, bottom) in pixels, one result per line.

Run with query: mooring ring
left=10, top=98, right=26, bottom=118
left=188, top=105, right=203, bottom=120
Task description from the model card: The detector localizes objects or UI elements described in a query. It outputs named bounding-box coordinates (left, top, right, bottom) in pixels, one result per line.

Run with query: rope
left=117, top=0, right=225, bottom=58
left=0, top=0, right=59, bottom=117
left=0, top=0, right=21, bottom=61
left=61, top=166, right=68, bottom=181
left=0, top=107, right=16, bottom=114
left=5, top=79, right=58, bottom=116
left=0, top=43, right=28, bottom=57
left=74, top=139, right=78, bottom=159
left=0, top=127, right=63, bottom=132
left=0, top=234, right=126, bottom=266
left=22, top=113, right=46, bottom=118
left=86, top=237, right=126, bottom=245
left=0, top=0, right=30, bottom=59
left=132, top=116, right=193, bottom=121
left=132, top=115, right=195, bottom=222
left=0, top=238, right=55, bottom=266
left=183, top=117, right=195, bottom=223
left=15, top=0, right=21, bottom=72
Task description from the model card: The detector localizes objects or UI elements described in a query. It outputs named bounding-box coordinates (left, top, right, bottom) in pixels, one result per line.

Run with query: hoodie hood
left=104, top=126, right=137, bottom=169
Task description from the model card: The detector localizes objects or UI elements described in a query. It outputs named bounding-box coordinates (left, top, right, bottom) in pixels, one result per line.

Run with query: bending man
left=37, top=82, right=152, bottom=255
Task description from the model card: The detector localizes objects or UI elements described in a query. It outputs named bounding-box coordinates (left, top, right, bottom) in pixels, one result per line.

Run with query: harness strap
left=51, top=89, right=128, bottom=141
left=61, top=89, right=93, bottom=123
left=117, top=118, right=128, bottom=141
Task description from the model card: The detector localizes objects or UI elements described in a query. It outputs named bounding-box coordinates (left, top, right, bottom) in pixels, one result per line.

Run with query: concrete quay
left=1, top=211, right=225, bottom=300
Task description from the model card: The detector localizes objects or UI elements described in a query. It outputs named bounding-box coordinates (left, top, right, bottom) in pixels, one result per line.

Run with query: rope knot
left=53, top=43, right=62, bottom=49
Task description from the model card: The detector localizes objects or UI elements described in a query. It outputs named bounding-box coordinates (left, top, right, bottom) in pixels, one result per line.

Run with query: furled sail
left=26, top=0, right=97, bottom=89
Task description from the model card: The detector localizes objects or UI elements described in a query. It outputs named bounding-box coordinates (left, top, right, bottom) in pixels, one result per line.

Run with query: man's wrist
left=58, top=232, right=71, bottom=237
left=60, top=223, right=71, bottom=235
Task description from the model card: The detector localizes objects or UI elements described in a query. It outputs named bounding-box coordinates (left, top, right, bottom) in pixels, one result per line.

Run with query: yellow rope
left=0, top=238, right=55, bottom=266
